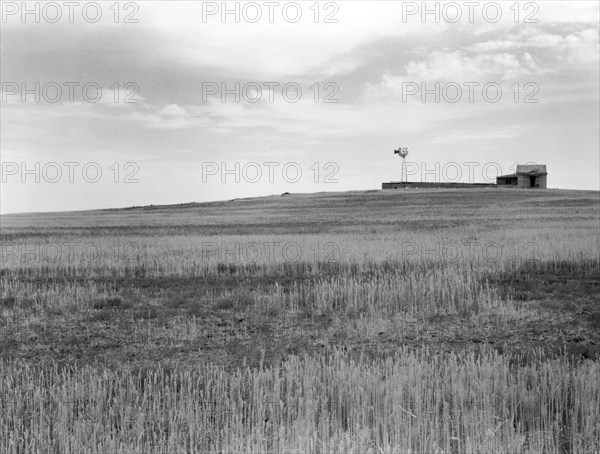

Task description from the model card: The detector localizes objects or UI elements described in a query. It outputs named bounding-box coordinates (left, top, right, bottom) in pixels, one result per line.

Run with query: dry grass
left=1, top=188, right=599, bottom=452
left=1, top=348, right=599, bottom=453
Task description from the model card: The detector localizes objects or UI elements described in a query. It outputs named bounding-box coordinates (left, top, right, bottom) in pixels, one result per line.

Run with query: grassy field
left=1, top=188, right=599, bottom=453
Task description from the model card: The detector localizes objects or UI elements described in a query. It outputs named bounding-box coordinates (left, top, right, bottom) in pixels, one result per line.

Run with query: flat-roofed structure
left=496, top=165, right=547, bottom=188
left=382, top=182, right=497, bottom=189
left=382, top=164, right=548, bottom=190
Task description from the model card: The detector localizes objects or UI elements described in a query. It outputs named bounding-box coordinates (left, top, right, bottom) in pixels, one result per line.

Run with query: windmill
left=394, top=147, right=409, bottom=183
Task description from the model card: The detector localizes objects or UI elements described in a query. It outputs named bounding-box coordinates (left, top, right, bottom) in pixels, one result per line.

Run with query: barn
left=496, top=165, right=547, bottom=189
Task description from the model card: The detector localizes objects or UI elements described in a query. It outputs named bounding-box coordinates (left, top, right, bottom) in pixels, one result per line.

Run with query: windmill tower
left=394, top=147, right=409, bottom=183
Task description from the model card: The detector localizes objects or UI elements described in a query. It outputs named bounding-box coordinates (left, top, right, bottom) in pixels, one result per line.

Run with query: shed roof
left=516, top=164, right=547, bottom=174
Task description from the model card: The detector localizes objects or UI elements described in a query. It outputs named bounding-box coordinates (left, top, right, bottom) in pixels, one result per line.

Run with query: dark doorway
left=530, top=176, right=536, bottom=187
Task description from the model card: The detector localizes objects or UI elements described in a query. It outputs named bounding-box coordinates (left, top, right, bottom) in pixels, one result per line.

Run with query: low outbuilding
left=496, top=165, right=547, bottom=188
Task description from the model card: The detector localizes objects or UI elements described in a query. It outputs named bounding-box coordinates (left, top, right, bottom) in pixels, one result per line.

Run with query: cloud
left=160, top=103, right=187, bottom=116
left=468, top=27, right=599, bottom=70
left=565, top=28, right=600, bottom=65
left=405, top=51, right=531, bottom=80
left=426, top=125, right=524, bottom=145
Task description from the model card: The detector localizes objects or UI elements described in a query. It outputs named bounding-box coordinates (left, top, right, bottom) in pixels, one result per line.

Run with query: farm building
left=382, top=164, right=548, bottom=190
left=496, top=165, right=547, bottom=189
left=382, top=182, right=497, bottom=189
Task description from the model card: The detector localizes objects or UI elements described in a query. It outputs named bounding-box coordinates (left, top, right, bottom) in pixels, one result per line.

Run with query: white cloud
left=160, top=104, right=187, bottom=116
left=135, top=2, right=449, bottom=78
left=468, top=27, right=599, bottom=71
left=405, top=51, right=530, bottom=80
left=565, top=28, right=600, bottom=65
left=426, top=125, right=524, bottom=145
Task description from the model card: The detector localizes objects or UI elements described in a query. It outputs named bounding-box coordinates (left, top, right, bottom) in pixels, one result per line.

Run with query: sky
left=1, top=1, right=599, bottom=214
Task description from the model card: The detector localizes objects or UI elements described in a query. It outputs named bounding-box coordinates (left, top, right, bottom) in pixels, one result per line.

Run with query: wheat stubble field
left=0, top=188, right=599, bottom=453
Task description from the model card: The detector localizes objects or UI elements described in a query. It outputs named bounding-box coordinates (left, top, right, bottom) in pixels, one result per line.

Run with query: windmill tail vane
left=394, top=147, right=409, bottom=158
